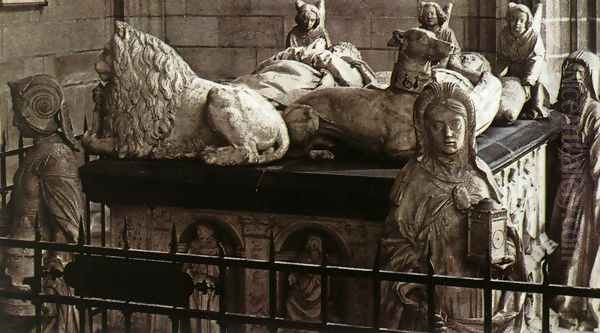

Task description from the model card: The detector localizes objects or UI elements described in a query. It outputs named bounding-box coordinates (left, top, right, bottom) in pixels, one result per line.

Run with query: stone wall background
left=0, top=0, right=113, bottom=186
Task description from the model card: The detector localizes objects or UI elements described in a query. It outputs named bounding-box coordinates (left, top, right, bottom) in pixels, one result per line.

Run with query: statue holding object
left=495, top=2, right=550, bottom=123
left=283, top=28, right=500, bottom=160
left=287, top=0, right=332, bottom=49
left=83, top=22, right=289, bottom=166
left=379, top=81, right=526, bottom=332
left=0, top=74, right=83, bottom=332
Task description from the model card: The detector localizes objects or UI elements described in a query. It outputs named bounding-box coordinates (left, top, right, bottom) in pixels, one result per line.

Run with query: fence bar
left=321, top=246, right=329, bottom=329
left=372, top=241, right=381, bottom=330
left=100, top=203, right=106, bottom=247
left=426, top=249, right=435, bottom=331
left=218, top=244, right=227, bottom=332
left=17, top=134, right=24, bottom=165
left=542, top=255, right=550, bottom=333
left=483, top=254, right=492, bottom=333
left=102, top=308, right=108, bottom=333
left=171, top=316, right=180, bottom=333
left=268, top=232, right=277, bottom=333
left=124, top=311, right=132, bottom=333
left=33, top=215, right=42, bottom=333
left=0, top=132, right=7, bottom=210
left=79, top=307, right=87, bottom=333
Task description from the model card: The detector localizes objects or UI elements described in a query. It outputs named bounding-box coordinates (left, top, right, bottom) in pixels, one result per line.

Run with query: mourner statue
left=286, top=0, right=331, bottom=49
left=0, top=74, right=83, bottom=332
left=495, top=2, right=549, bottom=122
left=551, top=50, right=600, bottom=331
left=379, top=82, right=526, bottom=332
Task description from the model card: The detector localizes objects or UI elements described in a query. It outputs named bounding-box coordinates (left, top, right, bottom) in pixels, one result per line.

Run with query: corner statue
left=83, top=21, right=289, bottom=166
left=495, top=2, right=550, bottom=123
left=379, top=82, right=526, bottom=332
left=0, top=74, right=83, bottom=332
left=551, top=50, right=600, bottom=331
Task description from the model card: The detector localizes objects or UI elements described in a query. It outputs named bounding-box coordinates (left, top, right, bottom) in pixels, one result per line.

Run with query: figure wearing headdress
left=496, top=2, right=548, bottom=119
left=379, top=81, right=526, bottom=332
left=286, top=0, right=332, bottom=49
left=0, top=74, right=83, bottom=332
left=550, top=50, right=600, bottom=330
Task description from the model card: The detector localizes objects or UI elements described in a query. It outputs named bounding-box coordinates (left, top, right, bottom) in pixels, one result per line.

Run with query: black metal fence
left=3, top=219, right=600, bottom=333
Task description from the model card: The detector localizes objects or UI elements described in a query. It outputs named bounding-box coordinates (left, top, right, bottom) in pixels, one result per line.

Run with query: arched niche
left=178, top=218, right=244, bottom=332
left=275, top=223, right=352, bottom=324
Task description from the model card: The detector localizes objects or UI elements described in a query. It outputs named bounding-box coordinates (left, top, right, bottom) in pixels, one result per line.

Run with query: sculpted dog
left=283, top=28, right=500, bottom=159
left=82, top=22, right=289, bottom=166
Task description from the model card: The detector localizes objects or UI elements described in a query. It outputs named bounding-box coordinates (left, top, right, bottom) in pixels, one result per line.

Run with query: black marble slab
left=80, top=112, right=562, bottom=221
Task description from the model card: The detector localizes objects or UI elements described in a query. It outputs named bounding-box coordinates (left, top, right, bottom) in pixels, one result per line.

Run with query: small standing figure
left=285, top=235, right=324, bottom=323
left=496, top=2, right=548, bottom=120
left=418, top=2, right=459, bottom=69
left=286, top=0, right=331, bottom=49
left=179, top=223, right=223, bottom=333
left=0, top=74, right=83, bottom=332
left=551, top=50, right=600, bottom=331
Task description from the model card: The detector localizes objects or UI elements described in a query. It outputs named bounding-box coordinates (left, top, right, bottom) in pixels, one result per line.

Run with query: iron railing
left=1, top=219, right=600, bottom=333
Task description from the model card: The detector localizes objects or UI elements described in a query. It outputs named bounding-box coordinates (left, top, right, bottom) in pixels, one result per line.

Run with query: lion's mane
left=107, top=21, right=197, bottom=158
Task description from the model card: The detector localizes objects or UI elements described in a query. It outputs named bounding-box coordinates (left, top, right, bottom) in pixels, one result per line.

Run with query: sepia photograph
left=0, top=0, right=597, bottom=332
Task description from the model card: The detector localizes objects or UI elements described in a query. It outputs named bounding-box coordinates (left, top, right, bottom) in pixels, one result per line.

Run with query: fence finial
left=122, top=216, right=129, bottom=250
left=169, top=223, right=177, bottom=254
left=373, top=239, right=382, bottom=270
left=269, top=228, right=275, bottom=263
left=34, top=213, right=41, bottom=242
left=77, top=216, right=85, bottom=245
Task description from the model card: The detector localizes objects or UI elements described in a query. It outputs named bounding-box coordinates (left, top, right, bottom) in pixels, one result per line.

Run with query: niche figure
left=496, top=2, right=549, bottom=122
left=550, top=50, right=600, bottom=331
left=178, top=223, right=223, bottom=333
left=285, top=235, right=324, bottom=322
left=0, top=74, right=83, bottom=332
left=286, top=0, right=331, bottom=49
left=379, top=82, right=526, bottom=332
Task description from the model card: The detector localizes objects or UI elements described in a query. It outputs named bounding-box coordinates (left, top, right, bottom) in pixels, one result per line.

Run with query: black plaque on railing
left=64, top=255, right=194, bottom=307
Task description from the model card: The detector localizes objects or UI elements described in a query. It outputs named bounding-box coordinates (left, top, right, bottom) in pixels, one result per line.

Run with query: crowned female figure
left=379, top=82, right=526, bottom=332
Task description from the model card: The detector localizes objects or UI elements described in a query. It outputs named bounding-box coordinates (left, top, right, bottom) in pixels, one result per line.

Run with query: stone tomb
left=80, top=113, right=561, bottom=332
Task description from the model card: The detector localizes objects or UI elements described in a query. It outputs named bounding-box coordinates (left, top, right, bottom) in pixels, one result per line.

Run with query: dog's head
left=387, top=28, right=454, bottom=62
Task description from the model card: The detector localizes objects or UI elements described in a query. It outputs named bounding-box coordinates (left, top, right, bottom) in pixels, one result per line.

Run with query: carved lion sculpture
left=283, top=28, right=500, bottom=159
left=82, top=22, right=289, bottom=166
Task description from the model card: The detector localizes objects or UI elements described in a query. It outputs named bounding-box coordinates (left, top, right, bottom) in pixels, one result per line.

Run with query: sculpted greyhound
left=283, top=28, right=500, bottom=160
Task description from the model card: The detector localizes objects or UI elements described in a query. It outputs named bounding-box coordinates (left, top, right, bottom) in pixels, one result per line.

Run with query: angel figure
left=495, top=2, right=549, bottom=119
left=286, top=0, right=332, bottom=49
